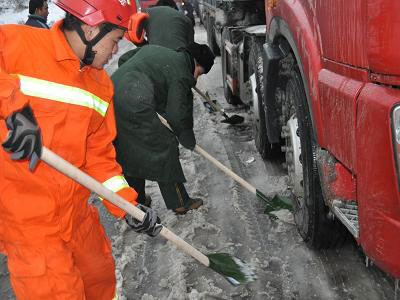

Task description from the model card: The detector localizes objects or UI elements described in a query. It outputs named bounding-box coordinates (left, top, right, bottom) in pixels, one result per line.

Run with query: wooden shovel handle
left=193, top=87, right=224, bottom=113
left=156, top=114, right=257, bottom=195
left=193, top=145, right=256, bottom=195
left=41, top=147, right=210, bottom=267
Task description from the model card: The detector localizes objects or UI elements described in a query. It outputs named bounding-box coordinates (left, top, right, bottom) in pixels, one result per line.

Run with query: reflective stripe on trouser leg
left=157, top=182, right=190, bottom=209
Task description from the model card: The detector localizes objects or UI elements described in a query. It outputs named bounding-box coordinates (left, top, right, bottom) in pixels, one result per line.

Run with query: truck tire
left=249, top=39, right=278, bottom=159
left=221, top=27, right=241, bottom=105
left=207, top=17, right=220, bottom=56
left=284, top=58, right=348, bottom=249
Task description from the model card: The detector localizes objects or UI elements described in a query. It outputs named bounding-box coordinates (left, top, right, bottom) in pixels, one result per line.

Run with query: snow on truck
left=202, top=0, right=400, bottom=289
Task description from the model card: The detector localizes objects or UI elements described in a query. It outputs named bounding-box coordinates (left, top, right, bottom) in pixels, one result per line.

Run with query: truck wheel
left=221, top=27, right=241, bottom=105
left=284, top=61, right=347, bottom=249
left=249, top=39, right=278, bottom=159
left=207, top=17, right=220, bottom=56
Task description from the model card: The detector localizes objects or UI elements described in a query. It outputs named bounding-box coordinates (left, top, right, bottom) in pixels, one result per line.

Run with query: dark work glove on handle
left=125, top=205, right=162, bottom=237
left=178, top=129, right=196, bottom=151
left=2, top=105, right=42, bottom=171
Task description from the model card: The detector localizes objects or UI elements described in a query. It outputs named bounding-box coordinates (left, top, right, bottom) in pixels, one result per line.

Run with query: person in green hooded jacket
left=111, top=43, right=214, bottom=214
left=116, top=3, right=198, bottom=207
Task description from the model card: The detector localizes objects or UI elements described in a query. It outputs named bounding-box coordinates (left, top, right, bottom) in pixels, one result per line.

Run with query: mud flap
left=262, top=42, right=286, bottom=144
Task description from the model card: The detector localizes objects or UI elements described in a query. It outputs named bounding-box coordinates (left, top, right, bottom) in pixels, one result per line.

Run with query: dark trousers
left=125, top=175, right=190, bottom=210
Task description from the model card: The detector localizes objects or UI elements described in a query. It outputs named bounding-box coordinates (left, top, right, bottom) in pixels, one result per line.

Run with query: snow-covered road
left=101, top=23, right=395, bottom=300
left=0, top=17, right=396, bottom=300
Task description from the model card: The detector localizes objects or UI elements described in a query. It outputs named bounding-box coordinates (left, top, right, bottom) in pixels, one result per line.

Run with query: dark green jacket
left=112, top=45, right=196, bottom=182
left=119, top=6, right=194, bottom=66
left=145, top=6, right=194, bottom=49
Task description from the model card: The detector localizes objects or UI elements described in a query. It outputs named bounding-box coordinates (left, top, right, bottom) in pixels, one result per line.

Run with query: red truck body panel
left=318, top=68, right=363, bottom=172
left=367, top=1, right=400, bottom=77
left=357, top=84, right=400, bottom=277
left=316, top=0, right=368, bottom=69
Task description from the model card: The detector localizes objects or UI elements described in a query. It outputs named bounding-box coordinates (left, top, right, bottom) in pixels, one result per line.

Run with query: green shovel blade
left=207, top=253, right=257, bottom=286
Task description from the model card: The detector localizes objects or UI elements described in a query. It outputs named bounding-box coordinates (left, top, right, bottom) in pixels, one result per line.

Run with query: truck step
left=332, top=200, right=359, bottom=239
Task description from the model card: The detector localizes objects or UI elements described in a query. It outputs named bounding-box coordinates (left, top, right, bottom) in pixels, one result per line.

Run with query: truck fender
left=266, top=16, right=322, bottom=144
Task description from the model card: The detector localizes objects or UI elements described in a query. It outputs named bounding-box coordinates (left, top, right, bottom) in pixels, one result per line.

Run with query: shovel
left=40, top=146, right=256, bottom=286
left=193, top=87, right=244, bottom=125
left=157, top=114, right=290, bottom=211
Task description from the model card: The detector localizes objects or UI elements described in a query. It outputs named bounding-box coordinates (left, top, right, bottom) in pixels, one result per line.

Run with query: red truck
left=202, top=0, right=400, bottom=289
left=139, top=0, right=158, bottom=9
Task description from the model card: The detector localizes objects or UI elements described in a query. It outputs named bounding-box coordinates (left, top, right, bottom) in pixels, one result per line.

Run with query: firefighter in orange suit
left=0, top=1, right=162, bottom=299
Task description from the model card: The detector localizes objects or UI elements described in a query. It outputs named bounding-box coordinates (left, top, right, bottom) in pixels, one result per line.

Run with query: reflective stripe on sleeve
left=112, top=288, right=119, bottom=300
left=112, top=291, right=119, bottom=300
left=102, top=175, right=129, bottom=193
left=17, top=74, right=109, bottom=116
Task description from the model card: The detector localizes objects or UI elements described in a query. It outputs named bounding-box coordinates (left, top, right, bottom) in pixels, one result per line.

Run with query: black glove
left=178, top=129, right=196, bottom=150
left=125, top=205, right=162, bottom=237
left=2, top=105, right=42, bottom=171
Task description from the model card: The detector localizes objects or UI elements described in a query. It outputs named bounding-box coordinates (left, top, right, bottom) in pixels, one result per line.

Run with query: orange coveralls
left=0, top=20, right=138, bottom=299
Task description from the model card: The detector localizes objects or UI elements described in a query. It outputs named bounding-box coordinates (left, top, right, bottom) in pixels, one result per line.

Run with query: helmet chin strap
left=73, top=22, right=113, bottom=66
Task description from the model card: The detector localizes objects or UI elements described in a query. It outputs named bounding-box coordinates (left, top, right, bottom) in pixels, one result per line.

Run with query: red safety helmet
left=54, top=0, right=139, bottom=29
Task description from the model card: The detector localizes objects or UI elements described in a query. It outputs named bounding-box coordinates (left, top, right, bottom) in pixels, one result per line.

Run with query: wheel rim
left=282, top=78, right=309, bottom=236
left=282, top=115, right=308, bottom=233
left=284, top=115, right=303, bottom=197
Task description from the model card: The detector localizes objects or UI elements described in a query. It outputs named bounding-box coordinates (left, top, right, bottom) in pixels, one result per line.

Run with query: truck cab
left=263, top=0, right=400, bottom=282
left=209, top=0, right=400, bottom=286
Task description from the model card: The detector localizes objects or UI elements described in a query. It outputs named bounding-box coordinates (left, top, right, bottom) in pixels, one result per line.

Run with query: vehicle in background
left=198, top=0, right=205, bottom=24
left=203, top=0, right=400, bottom=291
left=191, top=0, right=201, bottom=23
left=200, top=0, right=265, bottom=103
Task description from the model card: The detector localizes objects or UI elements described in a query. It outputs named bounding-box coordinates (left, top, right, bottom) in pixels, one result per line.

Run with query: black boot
left=174, top=198, right=203, bottom=214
